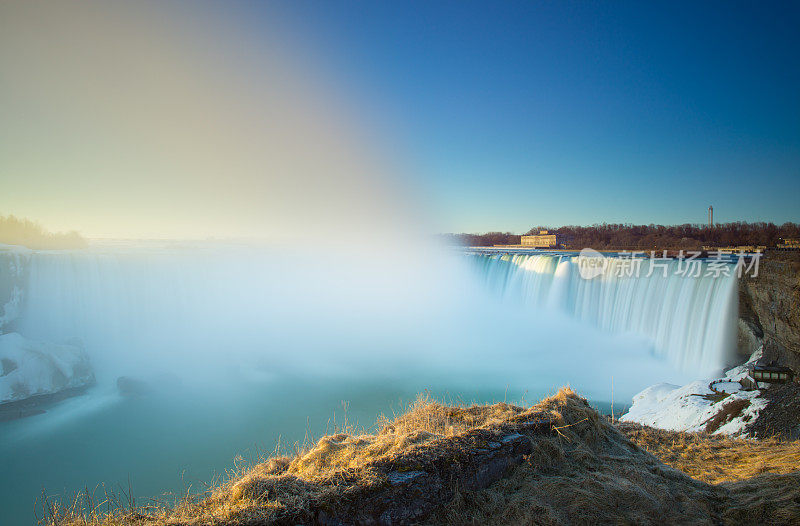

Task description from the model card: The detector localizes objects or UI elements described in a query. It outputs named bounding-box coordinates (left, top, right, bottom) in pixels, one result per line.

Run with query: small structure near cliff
left=751, top=360, right=794, bottom=384
left=777, top=238, right=800, bottom=250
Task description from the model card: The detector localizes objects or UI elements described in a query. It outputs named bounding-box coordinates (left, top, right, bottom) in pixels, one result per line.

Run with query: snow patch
left=621, top=349, right=766, bottom=437
left=0, top=332, right=95, bottom=404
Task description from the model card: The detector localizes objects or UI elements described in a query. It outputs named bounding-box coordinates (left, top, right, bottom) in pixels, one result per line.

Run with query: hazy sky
left=1, top=1, right=798, bottom=238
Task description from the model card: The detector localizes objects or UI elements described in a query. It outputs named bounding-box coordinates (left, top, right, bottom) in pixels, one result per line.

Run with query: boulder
left=116, top=376, right=150, bottom=397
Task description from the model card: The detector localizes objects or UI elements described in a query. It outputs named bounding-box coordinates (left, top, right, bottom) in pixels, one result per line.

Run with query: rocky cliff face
left=738, top=252, right=800, bottom=371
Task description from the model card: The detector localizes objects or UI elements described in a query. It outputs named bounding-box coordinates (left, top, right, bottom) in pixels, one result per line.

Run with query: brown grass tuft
left=618, top=421, right=800, bottom=484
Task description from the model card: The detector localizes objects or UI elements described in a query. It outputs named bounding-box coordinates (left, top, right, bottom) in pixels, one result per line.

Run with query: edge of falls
left=469, top=253, right=738, bottom=373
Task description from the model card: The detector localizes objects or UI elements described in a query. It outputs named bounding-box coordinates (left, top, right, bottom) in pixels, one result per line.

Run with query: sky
left=1, top=1, right=798, bottom=238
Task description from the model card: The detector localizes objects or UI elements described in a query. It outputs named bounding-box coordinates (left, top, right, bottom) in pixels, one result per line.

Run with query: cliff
left=738, top=251, right=800, bottom=371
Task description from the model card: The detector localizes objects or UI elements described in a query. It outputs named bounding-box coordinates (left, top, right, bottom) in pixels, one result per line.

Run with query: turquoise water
left=0, top=371, right=620, bottom=525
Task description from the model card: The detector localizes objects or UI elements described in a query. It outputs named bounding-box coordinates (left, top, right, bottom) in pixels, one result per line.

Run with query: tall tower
left=708, top=205, right=713, bottom=227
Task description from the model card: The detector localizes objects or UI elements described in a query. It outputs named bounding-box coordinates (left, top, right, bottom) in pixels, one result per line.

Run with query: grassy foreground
left=42, top=388, right=800, bottom=525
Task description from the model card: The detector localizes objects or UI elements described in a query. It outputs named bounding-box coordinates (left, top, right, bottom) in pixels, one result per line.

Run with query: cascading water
left=0, top=241, right=477, bottom=380
left=469, top=252, right=738, bottom=373
left=1, top=245, right=738, bottom=382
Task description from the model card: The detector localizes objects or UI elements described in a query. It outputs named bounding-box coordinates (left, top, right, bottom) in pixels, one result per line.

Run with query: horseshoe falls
left=468, top=252, right=738, bottom=374
left=0, top=241, right=742, bottom=524
left=0, top=244, right=736, bottom=388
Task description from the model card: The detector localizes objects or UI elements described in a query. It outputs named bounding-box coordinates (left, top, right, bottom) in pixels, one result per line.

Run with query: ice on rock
left=620, top=349, right=767, bottom=437
left=0, top=332, right=95, bottom=404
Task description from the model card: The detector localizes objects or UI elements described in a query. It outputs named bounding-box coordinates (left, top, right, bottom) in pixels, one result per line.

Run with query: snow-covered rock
left=0, top=332, right=95, bottom=404
left=620, top=350, right=767, bottom=436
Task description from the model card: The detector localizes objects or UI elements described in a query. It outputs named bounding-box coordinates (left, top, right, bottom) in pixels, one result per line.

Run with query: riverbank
left=43, top=388, right=800, bottom=525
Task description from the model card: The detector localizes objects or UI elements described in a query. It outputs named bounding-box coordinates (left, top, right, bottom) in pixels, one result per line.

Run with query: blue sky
left=266, top=1, right=800, bottom=233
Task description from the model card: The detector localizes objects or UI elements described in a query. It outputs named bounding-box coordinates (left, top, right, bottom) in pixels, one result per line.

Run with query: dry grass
left=40, top=388, right=800, bottom=526
left=618, top=422, right=800, bottom=484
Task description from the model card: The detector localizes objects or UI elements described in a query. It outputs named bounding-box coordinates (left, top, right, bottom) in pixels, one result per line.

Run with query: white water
left=5, top=242, right=467, bottom=380
left=0, top=244, right=736, bottom=389
left=469, top=252, right=738, bottom=373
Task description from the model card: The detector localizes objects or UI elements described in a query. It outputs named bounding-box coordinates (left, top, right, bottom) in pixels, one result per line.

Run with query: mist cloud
left=0, top=1, right=417, bottom=241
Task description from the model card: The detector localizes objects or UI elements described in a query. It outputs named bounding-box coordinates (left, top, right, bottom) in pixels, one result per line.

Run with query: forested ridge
left=443, top=222, right=800, bottom=249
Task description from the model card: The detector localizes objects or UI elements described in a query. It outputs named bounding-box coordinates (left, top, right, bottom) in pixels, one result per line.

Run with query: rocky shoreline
left=0, top=383, right=93, bottom=422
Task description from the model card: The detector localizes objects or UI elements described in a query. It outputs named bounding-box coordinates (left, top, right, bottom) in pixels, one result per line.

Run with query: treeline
left=0, top=215, right=87, bottom=250
left=444, top=222, right=800, bottom=249
left=439, top=232, right=521, bottom=247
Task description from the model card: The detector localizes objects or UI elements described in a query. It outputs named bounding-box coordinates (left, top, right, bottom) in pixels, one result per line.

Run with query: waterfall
left=469, top=252, right=738, bottom=372
left=0, top=241, right=469, bottom=379
left=0, top=243, right=738, bottom=384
